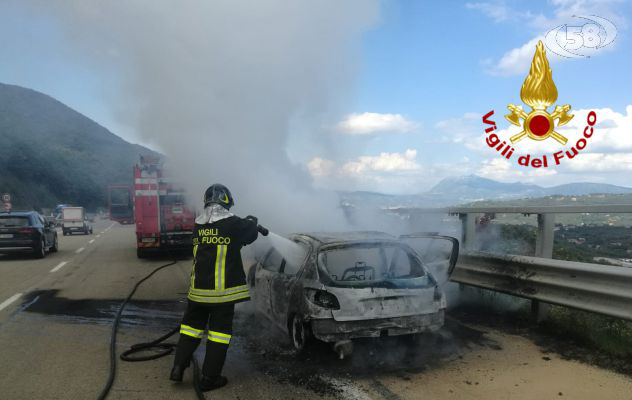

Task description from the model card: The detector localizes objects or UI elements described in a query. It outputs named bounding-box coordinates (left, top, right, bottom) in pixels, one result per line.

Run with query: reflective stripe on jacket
left=188, top=215, right=258, bottom=304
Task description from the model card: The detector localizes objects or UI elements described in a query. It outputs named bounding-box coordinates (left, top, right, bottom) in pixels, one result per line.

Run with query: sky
left=1, top=0, right=631, bottom=195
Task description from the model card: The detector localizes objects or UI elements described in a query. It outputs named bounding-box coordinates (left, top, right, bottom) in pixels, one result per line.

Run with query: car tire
left=50, top=235, right=58, bottom=253
left=34, top=239, right=46, bottom=259
left=289, top=314, right=312, bottom=353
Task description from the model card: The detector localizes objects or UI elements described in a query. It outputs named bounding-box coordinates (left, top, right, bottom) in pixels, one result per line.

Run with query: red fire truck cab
left=134, top=156, right=195, bottom=258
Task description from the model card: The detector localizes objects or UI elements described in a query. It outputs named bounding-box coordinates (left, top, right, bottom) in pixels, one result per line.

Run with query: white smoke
left=27, top=0, right=380, bottom=233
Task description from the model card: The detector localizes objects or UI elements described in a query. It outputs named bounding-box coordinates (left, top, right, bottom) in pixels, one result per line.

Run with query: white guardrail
left=453, top=252, right=632, bottom=321
left=395, top=204, right=632, bottom=321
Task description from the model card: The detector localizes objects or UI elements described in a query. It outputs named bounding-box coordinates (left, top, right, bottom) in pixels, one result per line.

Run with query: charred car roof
left=292, top=231, right=397, bottom=246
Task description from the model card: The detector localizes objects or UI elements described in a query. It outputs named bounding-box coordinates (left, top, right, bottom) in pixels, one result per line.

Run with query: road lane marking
left=76, top=247, right=85, bottom=254
left=89, top=239, right=95, bottom=244
left=0, top=293, right=22, bottom=312
left=100, top=231, right=104, bottom=234
left=96, top=234, right=101, bottom=238
left=50, top=261, right=68, bottom=273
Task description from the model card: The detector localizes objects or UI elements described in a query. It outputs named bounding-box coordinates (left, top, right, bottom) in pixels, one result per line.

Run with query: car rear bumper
left=310, top=310, right=444, bottom=342
left=64, top=226, right=86, bottom=231
left=0, top=243, right=36, bottom=253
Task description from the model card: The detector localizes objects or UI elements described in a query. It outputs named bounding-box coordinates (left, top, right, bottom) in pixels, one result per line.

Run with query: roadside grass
left=539, top=305, right=632, bottom=357
left=452, top=287, right=632, bottom=359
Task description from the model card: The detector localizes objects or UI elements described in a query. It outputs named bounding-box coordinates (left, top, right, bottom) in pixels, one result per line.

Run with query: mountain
left=543, top=182, right=632, bottom=196
left=424, top=175, right=632, bottom=204
left=340, top=191, right=429, bottom=209
left=0, top=83, right=157, bottom=211
left=427, top=175, right=546, bottom=200
left=340, top=175, right=632, bottom=209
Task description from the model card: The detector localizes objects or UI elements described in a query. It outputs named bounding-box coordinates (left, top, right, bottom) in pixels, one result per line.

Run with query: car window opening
left=317, top=242, right=431, bottom=289
left=262, top=242, right=308, bottom=276
left=0, top=216, right=31, bottom=227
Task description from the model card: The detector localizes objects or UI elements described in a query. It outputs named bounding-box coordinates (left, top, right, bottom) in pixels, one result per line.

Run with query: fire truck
left=108, top=185, right=134, bottom=224
left=134, top=156, right=195, bottom=258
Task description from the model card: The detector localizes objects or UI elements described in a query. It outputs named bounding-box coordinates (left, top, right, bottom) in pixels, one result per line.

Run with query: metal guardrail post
left=459, top=213, right=477, bottom=251
left=458, top=213, right=477, bottom=293
left=535, top=213, right=555, bottom=258
left=532, top=213, right=556, bottom=322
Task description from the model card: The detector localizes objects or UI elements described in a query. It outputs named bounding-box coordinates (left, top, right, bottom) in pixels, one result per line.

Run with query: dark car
left=247, top=231, right=458, bottom=358
left=0, top=211, right=59, bottom=258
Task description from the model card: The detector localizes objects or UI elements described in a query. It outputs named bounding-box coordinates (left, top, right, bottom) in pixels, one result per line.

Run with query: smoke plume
left=30, top=0, right=380, bottom=233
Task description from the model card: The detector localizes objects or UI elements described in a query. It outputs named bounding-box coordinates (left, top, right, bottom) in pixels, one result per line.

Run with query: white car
left=247, top=231, right=459, bottom=358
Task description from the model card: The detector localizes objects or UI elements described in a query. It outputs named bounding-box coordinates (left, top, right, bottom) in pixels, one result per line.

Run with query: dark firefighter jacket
left=188, top=216, right=258, bottom=304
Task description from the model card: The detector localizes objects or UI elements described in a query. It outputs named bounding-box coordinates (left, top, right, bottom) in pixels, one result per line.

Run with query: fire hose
left=97, top=223, right=269, bottom=400
left=95, top=260, right=206, bottom=400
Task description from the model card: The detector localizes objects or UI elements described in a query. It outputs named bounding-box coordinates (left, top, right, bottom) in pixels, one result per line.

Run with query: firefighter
left=170, top=184, right=259, bottom=391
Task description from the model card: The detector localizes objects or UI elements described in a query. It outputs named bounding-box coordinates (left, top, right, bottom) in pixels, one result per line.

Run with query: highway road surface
left=0, top=220, right=631, bottom=399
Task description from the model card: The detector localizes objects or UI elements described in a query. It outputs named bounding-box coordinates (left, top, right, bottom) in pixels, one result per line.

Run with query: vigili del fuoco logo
left=482, top=40, right=597, bottom=169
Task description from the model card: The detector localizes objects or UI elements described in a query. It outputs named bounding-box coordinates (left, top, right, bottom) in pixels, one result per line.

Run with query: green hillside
left=463, top=193, right=632, bottom=227
left=0, top=83, right=157, bottom=211
left=461, top=193, right=632, bottom=264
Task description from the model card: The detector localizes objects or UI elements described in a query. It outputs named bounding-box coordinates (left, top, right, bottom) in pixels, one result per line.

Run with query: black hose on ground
left=96, top=260, right=206, bottom=400
left=119, top=326, right=177, bottom=362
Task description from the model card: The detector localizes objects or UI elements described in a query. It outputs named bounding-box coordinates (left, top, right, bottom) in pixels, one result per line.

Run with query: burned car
left=247, top=231, right=459, bottom=357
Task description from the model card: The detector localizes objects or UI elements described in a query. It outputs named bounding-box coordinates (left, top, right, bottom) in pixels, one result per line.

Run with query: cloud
left=472, top=0, right=625, bottom=76
left=489, top=105, right=632, bottom=155
left=310, top=149, right=420, bottom=178
left=341, top=149, right=420, bottom=174
left=336, top=112, right=418, bottom=135
left=485, top=36, right=553, bottom=77
left=437, top=105, right=632, bottom=158
left=434, top=112, right=482, bottom=145
left=477, top=157, right=557, bottom=181
left=465, top=1, right=532, bottom=23
left=465, top=2, right=509, bottom=22
left=437, top=105, right=632, bottom=186
left=564, top=153, right=632, bottom=172
left=307, top=148, right=485, bottom=194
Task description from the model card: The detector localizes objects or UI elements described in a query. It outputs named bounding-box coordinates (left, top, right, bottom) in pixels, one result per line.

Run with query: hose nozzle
left=257, top=225, right=269, bottom=236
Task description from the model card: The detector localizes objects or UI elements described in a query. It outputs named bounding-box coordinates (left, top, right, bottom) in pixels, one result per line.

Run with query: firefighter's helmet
left=204, top=184, right=234, bottom=209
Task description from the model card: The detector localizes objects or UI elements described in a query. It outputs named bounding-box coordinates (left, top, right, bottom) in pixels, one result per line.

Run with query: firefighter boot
left=199, top=375, right=228, bottom=391
left=169, top=364, right=188, bottom=382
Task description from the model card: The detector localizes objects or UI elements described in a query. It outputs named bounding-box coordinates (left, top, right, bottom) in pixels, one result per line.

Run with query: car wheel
left=289, top=314, right=312, bottom=353
left=34, top=239, right=46, bottom=259
left=50, top=235, right=59, bottom=253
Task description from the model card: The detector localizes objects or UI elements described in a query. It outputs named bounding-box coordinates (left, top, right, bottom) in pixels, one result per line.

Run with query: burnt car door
left=269, top=240, right=309, bottom=327
left=399, top=233, right=459, bottom=285
left=254, top=248, right=284, bottom=318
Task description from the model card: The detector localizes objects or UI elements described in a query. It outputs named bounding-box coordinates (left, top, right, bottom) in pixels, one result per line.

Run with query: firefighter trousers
left=173, top=300, right=235, bottom=377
